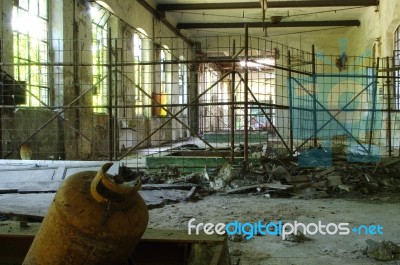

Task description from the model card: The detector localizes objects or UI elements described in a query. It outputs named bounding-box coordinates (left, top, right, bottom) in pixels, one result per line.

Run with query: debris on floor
left=365, top=239, right=400, bottom=261
left=2, top=146, right=400, bottom=216
left=139, top=148, right=400, bottom=203
left=285, top=231, right=313, bottom=243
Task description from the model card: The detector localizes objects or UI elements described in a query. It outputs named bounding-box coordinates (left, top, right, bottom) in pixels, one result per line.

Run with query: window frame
left=133, top=32, right=143, bottom=102
left=91, top=6, right=110, bottom=114
left=12, top=0, right=49, bottom=107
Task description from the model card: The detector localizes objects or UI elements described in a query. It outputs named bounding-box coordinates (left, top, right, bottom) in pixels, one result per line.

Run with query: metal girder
left=177, top=20, right=360, bottom=29
left=157, top=0, right=378, bottom=11
left=136, top=0, right=193, bottom=46
left=265, top=0, right=378, bottom=8
left=157, top=2, right=261, bottom=11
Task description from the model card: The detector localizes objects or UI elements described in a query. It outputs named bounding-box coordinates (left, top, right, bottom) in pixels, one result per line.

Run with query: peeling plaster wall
left=346, top=2, right=400, bottom=57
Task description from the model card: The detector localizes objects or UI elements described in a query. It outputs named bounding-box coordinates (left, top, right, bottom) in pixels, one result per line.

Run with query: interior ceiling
left=151, top=0, right=379, bottom=38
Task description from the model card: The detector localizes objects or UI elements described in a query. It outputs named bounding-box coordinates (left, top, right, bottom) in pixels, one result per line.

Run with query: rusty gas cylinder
left=23, top=163, right=148, bottom=265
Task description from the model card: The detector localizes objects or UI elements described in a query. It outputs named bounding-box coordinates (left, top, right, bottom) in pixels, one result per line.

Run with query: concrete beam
left=157, top=0, right=378, bottom=11
left=177, top=20, right=361, bottom=29
left=265, top=0, right=378, bottom=8
left=157, top=2, right=261, bottom=11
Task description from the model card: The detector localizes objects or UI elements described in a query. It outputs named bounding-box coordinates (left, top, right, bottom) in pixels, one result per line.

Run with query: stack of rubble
left=142, top=154, right=400, bottom=200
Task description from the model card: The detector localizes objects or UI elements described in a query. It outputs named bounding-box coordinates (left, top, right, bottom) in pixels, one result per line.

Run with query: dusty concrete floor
left=149, top=194, right=400, bottom=265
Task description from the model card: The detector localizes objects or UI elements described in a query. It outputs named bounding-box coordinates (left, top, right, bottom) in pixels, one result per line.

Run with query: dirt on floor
left=148, top=193, right=400, bottom=265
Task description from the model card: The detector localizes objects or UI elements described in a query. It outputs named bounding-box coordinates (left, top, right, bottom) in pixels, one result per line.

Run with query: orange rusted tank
left=23, top=163, right=148, bottom=265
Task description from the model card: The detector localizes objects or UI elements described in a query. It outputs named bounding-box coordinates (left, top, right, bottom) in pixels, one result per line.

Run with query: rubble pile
left=365, top=239, right=400, bottom=261
left=141, top=155, right=400, bottom=200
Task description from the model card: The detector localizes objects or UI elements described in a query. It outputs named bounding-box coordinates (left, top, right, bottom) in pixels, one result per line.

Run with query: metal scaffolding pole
left=368, top=58, right=380, bottom=154
left=386, top=57, right=392, bottom=157
left=236, top=72, right=291, bottom=153
left=108, top=28, right=114, bottom=161
left=288, top=50, right=294, bottom=154
left=230, top=40, right=236, bottom=163
left=312, top=45, right=318, bottom=147
left=118, top=71, right=234, bottom=160
left=3, top=84, right=98, bottom=159
left=244, top=25, right=249, bottom=165
left=114, top=39, right=119, bottom=161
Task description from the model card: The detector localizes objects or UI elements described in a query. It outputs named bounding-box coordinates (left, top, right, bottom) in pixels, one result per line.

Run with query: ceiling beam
left=177, top=20, right=361, bottom=29
left=136, top=0, right=193, bottom=46
left=157, top=3, right=261, bottom=11
left=265, top=0, right=379, bottom=8
left=157, top=0, right=378, bottom=11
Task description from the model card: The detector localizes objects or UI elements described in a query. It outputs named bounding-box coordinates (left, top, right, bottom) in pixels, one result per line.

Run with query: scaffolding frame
left=1, top=26, right=399, bottom=169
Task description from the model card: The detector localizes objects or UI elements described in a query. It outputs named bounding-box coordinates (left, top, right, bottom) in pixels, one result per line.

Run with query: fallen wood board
left=285, top=175, right=310, bottom=183
left=0, top=181, right=62, bottom=194
left=315, top=168, right=335, bottom=178
left=0, top=181, right=195, bottom=194
left=225, top=183, right=293, bottom=194
left=141, top=183, right=196, bottom=190
left=184, top=186, right=197, bottom=201
left=0, top=189, right=18, bottom=194
left=0, top=224, right=230, bottom=265
left=0, top=160, right=120, bottom=183
left=293, top=182, right=312, bottom=190
left=381, top=158, right=400, bottom=167
left=0, top=189, right=190, bottom=219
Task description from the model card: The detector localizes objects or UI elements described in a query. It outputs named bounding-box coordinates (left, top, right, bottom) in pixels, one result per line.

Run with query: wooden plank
left=184, top=186, right=197, bottom=201
left=285, top=175, right=310, bottom=183
left=141, top=229, right=226, bottom=243
left=53, top=166, right=66, bottom=180
left=0, top=224, right=229, bottom=265
left=0, top=161, right=120, bottom=182
left=0, top=222, right=226, bottom=244
left=0, top=160, right=107, bottom=166
left=226, top=183, right=293, bottom=194
left=381, top=158, right=400, bottom=167
left=0, top=182, right=195, bottom=193
left=0, top=168, right=57, bottom=183
left=0, top=189, right=18, bottom=194
left=315, top=167, right=335, bottom=178
left=141, top=183, right=196, bottom=190
left=0, top=181, right=62, bottom=193
left=146, top=156, right=261, bottom=172
left=210, top=244, right=224, bottom=265
left=0, top=189, right=191, bottom=217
